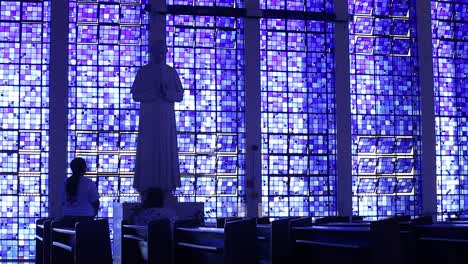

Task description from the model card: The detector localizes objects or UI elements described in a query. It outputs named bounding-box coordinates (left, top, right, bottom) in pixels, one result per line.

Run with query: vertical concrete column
left=49, top=0, right=69, bottom=218
left=416, top=0, right=437, bottom=217
left=334, top=0, right=352, bottom=217
left=150, top=0, right=167, bottom=50
left=245, top=1, right=262, bottom=217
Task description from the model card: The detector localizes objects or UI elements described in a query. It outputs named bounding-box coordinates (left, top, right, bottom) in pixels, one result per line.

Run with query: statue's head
left=149, top=41, right=168, bottom=64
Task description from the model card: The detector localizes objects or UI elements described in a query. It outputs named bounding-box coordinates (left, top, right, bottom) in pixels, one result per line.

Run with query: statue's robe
left=131, top=63, right=184, bottom=192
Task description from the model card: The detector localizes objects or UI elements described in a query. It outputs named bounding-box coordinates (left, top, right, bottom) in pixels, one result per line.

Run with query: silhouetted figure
left=61, top=157, right=100, bottom=225
left=131, top=41, right=184, bottom=201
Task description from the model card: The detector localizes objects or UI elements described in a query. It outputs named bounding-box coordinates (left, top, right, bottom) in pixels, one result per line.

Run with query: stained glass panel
left=68, top=1, right=149, bottom=230
left=167, top=14, right=246, bottom=221
left=349, top=0, right=422, bottom=219
left=260, top=0, right=333, bottom=12
left=0, top=0, right=50, bottom=260
left=260, top=16, right=337, bottom=218
left=432, top=0, right=468, bottom=220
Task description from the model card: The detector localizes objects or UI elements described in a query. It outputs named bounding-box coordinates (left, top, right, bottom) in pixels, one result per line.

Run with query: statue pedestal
left=112, top=201, right=204, bottom=262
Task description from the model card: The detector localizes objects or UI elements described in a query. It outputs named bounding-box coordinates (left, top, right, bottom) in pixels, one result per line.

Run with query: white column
left=49, top=0, right=69, bottom=218
left=334, top=0, right=352, bottom=217
left=416, top=0, right=437, bottom=217
left=244, top=1, right=262, bottom=218
left=150, top=0, right=167, bottom=48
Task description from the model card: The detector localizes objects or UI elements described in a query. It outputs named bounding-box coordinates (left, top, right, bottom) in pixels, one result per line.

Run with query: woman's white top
left=62, top=176, right=99, bottom=217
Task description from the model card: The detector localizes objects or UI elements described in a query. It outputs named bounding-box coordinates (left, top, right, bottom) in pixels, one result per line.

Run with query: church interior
left=0, top=0, right=467, bottom=262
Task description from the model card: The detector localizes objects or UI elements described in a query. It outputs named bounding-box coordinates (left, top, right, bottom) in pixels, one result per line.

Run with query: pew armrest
left=123, top=224, right=148, bottom=231
left=177, top=227, right=224, bottom=234
left=176, top=242, right=220, bottom=253
left=123, top=234, right=146, bottom=242
left=420, top=237, right=468, bottom=243
left=296, top=239, right=365, bottom=249
left=52, top=241, right=73, bottom=252
left=53, top=227, right=76, bottom=235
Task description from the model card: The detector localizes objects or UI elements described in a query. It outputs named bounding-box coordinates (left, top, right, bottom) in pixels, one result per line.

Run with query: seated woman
left=61, top=157, right=100, bottom=227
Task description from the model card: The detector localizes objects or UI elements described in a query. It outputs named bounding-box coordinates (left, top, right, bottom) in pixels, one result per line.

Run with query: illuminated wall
left=0, top=0, right=50, bottom=260
left=1, top=0, right=467, bottom=260
left=68, top=0, right=149, bottom=226
left=166, top=13, right=246, bottom=221
left=349, top=0, right=422, bottom=219
left=259, top=0, right=337, bottom=217
left=431, top=0, right=468, bottom=219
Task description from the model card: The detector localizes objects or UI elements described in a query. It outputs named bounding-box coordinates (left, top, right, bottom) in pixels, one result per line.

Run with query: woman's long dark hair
left=66, top=157, right=87, bottom=201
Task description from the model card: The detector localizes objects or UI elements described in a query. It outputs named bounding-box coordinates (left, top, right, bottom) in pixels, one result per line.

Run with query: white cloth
left=131, top=63, right=184, bottom=192
left=62, top=177, right=99, bottom=216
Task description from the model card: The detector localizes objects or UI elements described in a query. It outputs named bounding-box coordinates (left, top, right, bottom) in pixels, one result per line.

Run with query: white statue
left=131, top=41, right=184, bottom=199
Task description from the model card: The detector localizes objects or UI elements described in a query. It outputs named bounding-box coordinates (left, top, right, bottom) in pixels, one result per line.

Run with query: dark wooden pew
left=35, top=217, right=54, bottom=264
left=256, top=222, right=271, bottom=264
left=291, top=218, right=401, bottom=264
left=314, top=216, right=420, bottom=264
left=216, top=217, right=272, bottom=263
left=210, top=216, right=302, bottom=264
left=50, top=219, right=112, bottom=264
left=216, top=217, right=243, bottom=228
left=174, top=218, right=257, bottom=264
left=121, top=218, right=172, bottom=264
left=413, top=222, right=468, bottom=263
left=212, top=216, right=304, bottom=264
left=314, top=216, right=364, bottom=225
left=268, top=217, right=312, bottom=264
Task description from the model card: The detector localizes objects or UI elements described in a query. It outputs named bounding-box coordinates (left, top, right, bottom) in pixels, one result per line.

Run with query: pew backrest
left=50, top=219, right=112, bottom=264
left=224, top=218, right=257, bottom=264
left=35, top=217, right=54, bottom=264
left=147, top=218, right=172, bottom=264
left=75, top=219, right=112, bottom=264
left=270, top=217, right=301, bottom=264
left=174, top=218, right=257, bottom=264
left=370, top=218, right=401, bottom=264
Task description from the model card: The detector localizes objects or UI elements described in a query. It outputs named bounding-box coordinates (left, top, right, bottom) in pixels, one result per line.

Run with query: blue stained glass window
left=396, top=178, right=414, bottom=193
left=357, top=178, right=377, bottom=194
left=432, top=0, right=468, bottom=220
left=0, top=1, right=50, bottom=260
left=377, top=177, right=397, bottom=194
left=395, top=137, right=413, bottom=153
left=376, top=157, right=396, bottom=174
left=260, top=15, right=337, bottom=218
left=166, top=14, right=246, bottom=222
left=358, top=137, right=377, bottom=153
left=260, top=0, right=333, bottom=12
left=395, top=158, right=414, bottom=173
left=350, top=0, right=422, bottom=219
left=358, top=158, right=377, bottom=174
left=376, top=137, right=396, bottom=154
left=68, top=0, right=148, bottom=231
